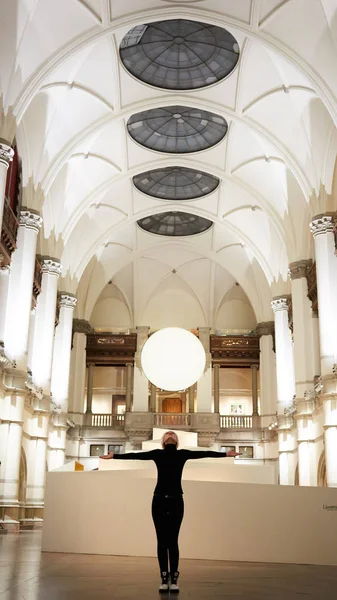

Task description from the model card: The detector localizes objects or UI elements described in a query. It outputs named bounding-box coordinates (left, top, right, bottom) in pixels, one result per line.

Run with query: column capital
left=0, top=142, right=14, bottom=168
left=288, top=259, right=312, bottom=280
left=19, top=209, right=43, bottom=232
left=72, top=318, right=94, bottom=334
left=58, top=293, right=77, bottom=309
left=271, top=295, right=291, bottom=313
left=309, top=213, right=336, bottom=237
left=256, top=321, right=274, bottom=337
left=42, top=258, right=62, bottom=277
left=213, top=363, right=220, bottom=369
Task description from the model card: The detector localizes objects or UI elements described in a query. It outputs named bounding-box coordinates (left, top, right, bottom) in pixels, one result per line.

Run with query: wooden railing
left=154, top=413, right=191, bottom=428
left=220, top=415, right=252, bottom=429
left=91, top=413, right=125, bottom=428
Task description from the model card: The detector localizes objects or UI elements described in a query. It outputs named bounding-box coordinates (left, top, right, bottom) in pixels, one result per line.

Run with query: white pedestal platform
left=42, top=465, right=337, bottom=566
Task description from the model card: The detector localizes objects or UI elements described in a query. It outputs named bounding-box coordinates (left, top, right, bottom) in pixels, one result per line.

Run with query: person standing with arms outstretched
left=100, top=430, right=240, bottom=593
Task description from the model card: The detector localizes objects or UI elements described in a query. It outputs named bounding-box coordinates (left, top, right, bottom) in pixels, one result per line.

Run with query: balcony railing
left=154, top=413, right=192, bottom=428
left=220, top=415, right=252, bottom=429
left=91, top=413, right=125, bottom=428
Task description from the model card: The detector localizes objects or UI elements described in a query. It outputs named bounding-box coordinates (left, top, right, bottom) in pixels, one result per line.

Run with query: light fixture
left=141, top=327, right=206, bottom=391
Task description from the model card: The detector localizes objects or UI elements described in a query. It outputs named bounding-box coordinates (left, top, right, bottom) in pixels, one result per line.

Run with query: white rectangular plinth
left=42, top=470, right=337, bottom=565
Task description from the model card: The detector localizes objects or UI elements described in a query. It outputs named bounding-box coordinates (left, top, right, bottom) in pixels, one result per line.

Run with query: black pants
left=151, top=494, right=184, bottom=574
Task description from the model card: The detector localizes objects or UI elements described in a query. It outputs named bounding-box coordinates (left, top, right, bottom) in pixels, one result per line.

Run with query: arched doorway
left=317, top=451, right=327, bottom=487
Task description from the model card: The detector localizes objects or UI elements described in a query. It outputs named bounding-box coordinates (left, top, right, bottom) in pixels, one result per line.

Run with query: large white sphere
left=141, top=327, right=206, bottom=391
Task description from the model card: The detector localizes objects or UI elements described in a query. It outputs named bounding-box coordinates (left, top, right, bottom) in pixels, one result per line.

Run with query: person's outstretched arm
left=182, top=449, right=241, bottom=459
left=100, top=449, right=158, bottom=460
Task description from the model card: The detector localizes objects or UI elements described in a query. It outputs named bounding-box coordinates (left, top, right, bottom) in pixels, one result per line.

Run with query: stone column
left=213, top=364, right=220, bottom=413
left=25, top=413, right=49, bottom=515
left=4, top=210, right=43, bottom=368
left=188, top=385, right=195, bottom=413
left=150, top=383, right=156, bottom=413
left=86, top=363, right=94, bottom=414
left=310, top=214, right=337, bottom=376
left=125, top=363, right=133, bottom=412
left=0, top=370, right=26, bottom=521
left=271, top=297, right=296, bottom=414
left=196, top=327, right=212, bottom=412
left=0, top=265, right=10, bottom=344
left=256, top=322, right=277, bottom=428
left=133, top=326, right=150, bottom=412
left=69, top=319, right=93, bottom=416
left=289, top=260, right=317, bottom=486
left=49, top=294, right=77, bottom=469
left=30, top=259, right=61, bottom=393
left=251, top=365, right=259, bottom=415
left=310, top=214, right=337, bottom=487
left=0, top=142, right=14, bottom=232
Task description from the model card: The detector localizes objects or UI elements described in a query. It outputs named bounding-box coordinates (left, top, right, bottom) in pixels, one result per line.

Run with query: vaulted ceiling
left=1, top=0, right=337, bottom=326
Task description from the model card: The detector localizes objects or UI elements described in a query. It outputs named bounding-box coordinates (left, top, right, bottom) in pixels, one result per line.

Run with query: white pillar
left=213, top=364, right=220, bottom=413
left=126, top=363, right=134, bottom=412
left=4, top=210, right=42, bottom=368
left=289, top=261, right=317, bottom=486
left=133, top=326, right=149, bottom=412
left=25, top=413, right=49, bottom=510
left=289, top=261, right=316, bottom=402
left=51, top=294, right=77, bottom=411
left=49, top=294, right=77, bottom=469
left=69, top=330, right=87, bottom=415
left=271, top=297, right=296, bottom=414
left=30, top=259, right=61, bottom=392
left=197, top=327, right=212, bottom=412
left=310, top=215, right=337, bottom=376
left=0, top=142, right=14, bottom=232
left=310, top=214, right=337, bottom=487
left=256, top=322, right=277, bottom=428
left=0, top=371, right=26, bottom=514
left=0, top=265, right=10, bottom=343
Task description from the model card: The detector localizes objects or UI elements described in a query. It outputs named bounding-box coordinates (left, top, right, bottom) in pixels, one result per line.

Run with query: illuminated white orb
left=141, top=327, right=206, bottom=391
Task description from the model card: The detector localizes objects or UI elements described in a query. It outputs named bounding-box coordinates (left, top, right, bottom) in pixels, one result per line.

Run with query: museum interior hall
left=0, top=0, right=337, bottom=598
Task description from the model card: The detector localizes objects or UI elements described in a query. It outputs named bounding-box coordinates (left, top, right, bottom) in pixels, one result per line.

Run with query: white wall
left=216, top=285, right=257, bottom=331
left=91, top=297, right=131, bottom=330
left=140, top=289, right=206, bottom=329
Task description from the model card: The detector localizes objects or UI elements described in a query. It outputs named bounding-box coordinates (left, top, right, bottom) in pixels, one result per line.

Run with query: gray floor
left=0, top=531, right=337, bottom=599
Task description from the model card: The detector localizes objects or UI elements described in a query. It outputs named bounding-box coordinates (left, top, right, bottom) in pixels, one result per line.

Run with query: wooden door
left=162, top=397, right=182, bottom=413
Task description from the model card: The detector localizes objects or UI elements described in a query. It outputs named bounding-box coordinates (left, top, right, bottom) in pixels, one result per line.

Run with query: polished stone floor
left=0, top=532, right=337, bottom=599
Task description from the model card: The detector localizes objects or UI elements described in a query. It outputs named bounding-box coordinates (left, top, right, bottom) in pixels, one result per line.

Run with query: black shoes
left=159, top=571, right=169, bottom=593
left=170, top=571, right=180, bottom=593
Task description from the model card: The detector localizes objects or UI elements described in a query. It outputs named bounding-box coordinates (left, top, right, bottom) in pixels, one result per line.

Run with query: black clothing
left=113, top=444, right=227, bottom=573
left=113, top=444, right=227, bottom=495
left=152, top=494, right=184, bottom=573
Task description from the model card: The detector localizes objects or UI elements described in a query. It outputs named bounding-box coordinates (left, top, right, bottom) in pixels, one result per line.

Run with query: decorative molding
left=42, top=258, right=62, bottom=276
left=210, top=335, right=259, bottom=366
left=255, top=321, right=274, bottom=337
left=19, top=210, right=43, bottom=232
left=309, top=213, right=335, bottom=237
left=58, top=293, right=77, bottom=309
left=0, top=142, right=14, bottom=168
left=288, top=259, right=312, bottom=280
left=73, top=318, right=94, bottom=334
left=271, top=296, right=290, bottom=312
